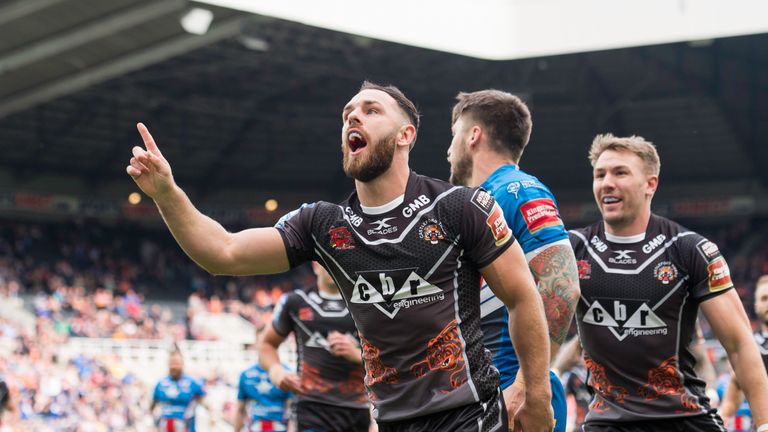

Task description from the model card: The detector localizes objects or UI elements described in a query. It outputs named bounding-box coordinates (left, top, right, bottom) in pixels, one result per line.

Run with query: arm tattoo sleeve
left=528, top=243, right=580, bottom=348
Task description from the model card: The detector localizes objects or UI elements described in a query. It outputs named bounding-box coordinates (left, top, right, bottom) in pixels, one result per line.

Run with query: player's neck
left=604, top=209, right=652, bottom=237
left=355, top=157, right=410, bottom=207
left=762, top=322, right=768, bottom=334
left=471, top=151, right=517, bottom=188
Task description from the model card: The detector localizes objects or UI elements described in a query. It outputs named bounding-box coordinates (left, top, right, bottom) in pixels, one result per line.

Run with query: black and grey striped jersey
left=272, top=288, right=367, bottom=409
left=275, top=171, right=514, bottom=423
left=755, top=330, right=768, bottom=372
left=569, top=214, right=733, bottom=423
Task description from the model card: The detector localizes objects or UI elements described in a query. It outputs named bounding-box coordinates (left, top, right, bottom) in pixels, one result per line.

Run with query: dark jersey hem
left=696, top=286, right=733, bottom=304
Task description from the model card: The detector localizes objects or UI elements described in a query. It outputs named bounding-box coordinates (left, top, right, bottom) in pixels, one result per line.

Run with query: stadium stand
left=0, top=209, right=764, bottom=430
left=0, top=3, right=766, bottom=429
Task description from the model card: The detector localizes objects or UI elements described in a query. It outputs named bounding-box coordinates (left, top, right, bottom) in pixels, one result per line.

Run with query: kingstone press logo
left=350, top=268, right=444, bottom=319
left=519, top=198, right=562, bottom=234
left=583, top=299, right=667, bottom=341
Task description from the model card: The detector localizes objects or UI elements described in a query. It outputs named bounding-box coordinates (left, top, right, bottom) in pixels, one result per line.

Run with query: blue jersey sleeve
left=237, top=372, right=247, bottom=401
left=497, top=179, right=568, bottom=256
left=152, top=382, right=161, bottom=402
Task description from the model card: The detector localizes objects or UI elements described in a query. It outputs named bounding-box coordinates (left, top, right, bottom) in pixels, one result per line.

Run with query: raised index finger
left=136, top=122, right=162, bottom=156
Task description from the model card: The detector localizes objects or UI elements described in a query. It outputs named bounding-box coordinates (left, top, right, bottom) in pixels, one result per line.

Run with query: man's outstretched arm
left=127, top=123, right=289, bottom=275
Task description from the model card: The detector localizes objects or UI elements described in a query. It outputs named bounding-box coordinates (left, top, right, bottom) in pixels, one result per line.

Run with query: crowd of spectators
left=31, top=286, right=183, bottom=340
left=2, top=217, right=766, bottom=341
left=0, top=219, right=312, bottom=429
left=0, top=220, right=315, bottom=342
left=0, top=315, right=151, bottom=431
left=0, top=217, right=764, bottom=430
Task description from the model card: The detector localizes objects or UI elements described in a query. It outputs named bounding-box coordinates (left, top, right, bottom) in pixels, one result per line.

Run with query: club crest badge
left=418, top=219, right=445, bottom=244
left=577, top=260, right=592, bottom=280
left=329, top=226, right=355, bottom=250
left=654, top=262, right=678, bottom=285
left=298, top=307, right=314, bottom=321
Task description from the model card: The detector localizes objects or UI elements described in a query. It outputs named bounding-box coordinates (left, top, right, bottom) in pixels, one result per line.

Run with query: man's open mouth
left=348, top=131, right=367, bottom=153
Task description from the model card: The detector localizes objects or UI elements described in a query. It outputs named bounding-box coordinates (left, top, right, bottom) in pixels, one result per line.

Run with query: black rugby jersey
left=569, top=214, right=733, bottom=423
left=272, top=288, right=368, bottom=409
left=756, top=330, right=768, bottom=372
left=276, top=171, right=514, bottom=422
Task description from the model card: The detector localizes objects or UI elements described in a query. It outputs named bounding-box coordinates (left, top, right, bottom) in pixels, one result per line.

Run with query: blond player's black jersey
left=756, top=330, right=768, bottom=372
left=569, top=214, right=733, bottom=423
left=276, top=171, right=514, bottom=423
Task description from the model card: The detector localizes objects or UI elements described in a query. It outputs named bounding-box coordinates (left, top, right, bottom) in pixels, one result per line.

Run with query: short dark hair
left=360, top=81, right=420, bottom=149
left=452, top=90, right=532, bottom=163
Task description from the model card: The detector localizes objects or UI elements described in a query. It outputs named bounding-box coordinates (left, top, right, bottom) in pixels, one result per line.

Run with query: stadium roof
left=0, top=0, right=766, bottom=214
left=201, top=0, right=768, bottom=60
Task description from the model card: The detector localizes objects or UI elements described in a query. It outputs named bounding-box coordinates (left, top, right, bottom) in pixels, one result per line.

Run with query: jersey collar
left=355, top=170, right=418, bottom=216
left=604, top=231, right=646, bottom=244
left=482, top=163, right=519, bottom=189
left=602, top=214, right=659, bottom=244
left=361, top=194, right=404, bottom=215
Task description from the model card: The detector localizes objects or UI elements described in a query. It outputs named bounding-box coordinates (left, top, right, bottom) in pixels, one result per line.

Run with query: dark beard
left=343, top=131, right=397, bottom=182
left=449, top=150, right=472, bottom=186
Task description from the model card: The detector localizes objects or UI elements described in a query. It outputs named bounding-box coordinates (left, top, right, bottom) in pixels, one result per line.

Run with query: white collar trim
left=360, top=194, right=405, bottom=215
left=605, top=231, right=646, bottom=244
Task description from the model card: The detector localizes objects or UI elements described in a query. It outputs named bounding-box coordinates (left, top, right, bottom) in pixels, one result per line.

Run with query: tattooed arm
left=528, top=242, right=580, bottom=362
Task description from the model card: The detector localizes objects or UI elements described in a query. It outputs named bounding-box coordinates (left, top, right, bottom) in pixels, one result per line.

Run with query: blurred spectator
left=0, top=316, right=151, bottom=431
left=0, top=220, right=315, bottom=342
left=150, top=350, right=214, bottom=432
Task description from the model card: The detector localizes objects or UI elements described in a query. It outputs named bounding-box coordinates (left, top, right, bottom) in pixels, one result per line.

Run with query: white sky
left=198, top=0, right=768, bottom=59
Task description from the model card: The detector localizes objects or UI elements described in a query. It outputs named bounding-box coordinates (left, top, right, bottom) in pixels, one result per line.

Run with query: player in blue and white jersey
left=447, top=89, right=580, bottom=431
left=150, top=350, right=209, bottom=432
left=234, top=327, right=292, bottom=432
